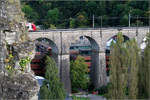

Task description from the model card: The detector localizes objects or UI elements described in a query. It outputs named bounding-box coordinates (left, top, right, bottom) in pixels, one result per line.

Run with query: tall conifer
left=126, top=39, right=140, bottom=99
left=109, top=32, right=128, bottom=99
left=39, top=56, right=66, bottom=99
left=139, top=33, right=150, bottom=98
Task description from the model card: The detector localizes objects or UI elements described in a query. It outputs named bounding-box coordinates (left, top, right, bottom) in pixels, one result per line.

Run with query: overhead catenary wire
left=34, top=15, right=149, bottom=29
left=37, top=16, right=149, bottom=21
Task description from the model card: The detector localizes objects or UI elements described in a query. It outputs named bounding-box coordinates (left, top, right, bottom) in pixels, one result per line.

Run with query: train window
left=70, top=47, right=74, bottom=49
left=85, top=60, right=91, bottom=62
left=105, top=49, right=110, bottom=53
left=74, top=46, right=77, bottom=49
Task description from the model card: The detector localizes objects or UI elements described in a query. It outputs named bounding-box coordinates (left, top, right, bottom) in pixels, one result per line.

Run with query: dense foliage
left=109, top=33, right=128, bottom=99
left=108, top=32, right=150, bottom=99
left=21, top=1, right=149, bottom=29
left=70, top=56, right=89, bottom=92
left=138, top=33, right=150, bottom=99
left=39, top=56, right=66, bottom=99
left=126, top=39, right=140, bottom=99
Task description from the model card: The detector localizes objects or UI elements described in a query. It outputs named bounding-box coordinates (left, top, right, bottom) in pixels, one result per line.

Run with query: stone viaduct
left=28, top=27, right=149, bottom=93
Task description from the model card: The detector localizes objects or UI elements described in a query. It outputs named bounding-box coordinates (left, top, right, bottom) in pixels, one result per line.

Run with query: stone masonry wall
left=0, top=0, right=39, bottom=99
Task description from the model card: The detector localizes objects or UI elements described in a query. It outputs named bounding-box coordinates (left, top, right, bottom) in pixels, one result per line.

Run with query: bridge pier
left=98, top=52, right=107, bottom=87
left=58, top=54, right=71, bottom=94
left=91, top=51, right=107, bottom=89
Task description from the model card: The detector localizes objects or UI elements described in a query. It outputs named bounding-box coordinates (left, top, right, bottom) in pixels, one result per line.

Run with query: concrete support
left=98, top=52, right=107, bottom=86
left=58, top=54, right=71, bottom=94
left=91, top=51, right=107, bottom=89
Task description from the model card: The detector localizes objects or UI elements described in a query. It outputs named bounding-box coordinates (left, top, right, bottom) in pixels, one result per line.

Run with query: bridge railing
left=30, top=26, right=150, bottom=32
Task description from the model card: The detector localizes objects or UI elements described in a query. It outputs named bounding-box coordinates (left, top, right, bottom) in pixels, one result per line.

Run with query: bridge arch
left=31, top=37, right=59, bottom=76
left=107, top=35, right=130, bottom=43
left=28, top=28, right=149, bottom=93
left=104, top=32, right=130, bottom=50
left=105, top=34, right=129, bottom=77
left=83, top=36, right=100, bottom=88
left=36, top=37, right=59, bottom=62
left=84, top=36, right=100, bottom=51
left=69, top=35, right=105, bottom=88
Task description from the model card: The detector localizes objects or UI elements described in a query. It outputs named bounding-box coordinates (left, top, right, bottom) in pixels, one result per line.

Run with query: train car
left=79, top=49, right=91, bottom=72
left=105, top=49, right=110, bottom=76
left=84, top=56, right=91, bottom=72
left=26, top=23, right=36, bottom=32
left=70, top=46, right=92, bottom=72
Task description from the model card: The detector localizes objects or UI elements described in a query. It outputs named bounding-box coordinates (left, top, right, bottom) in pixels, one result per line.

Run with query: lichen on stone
left=0, top=0, right=40, bottom=99
left=0, top=72, right=40, bottom=99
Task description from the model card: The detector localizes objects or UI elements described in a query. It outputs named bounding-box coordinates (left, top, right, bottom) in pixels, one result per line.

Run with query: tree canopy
left=70, top=56, right=89, bottom=92
left=21, top=1, right=149, bottom=29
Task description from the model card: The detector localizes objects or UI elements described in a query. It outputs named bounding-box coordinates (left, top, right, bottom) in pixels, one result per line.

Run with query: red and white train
left=26, top=23, right=36, bottom=31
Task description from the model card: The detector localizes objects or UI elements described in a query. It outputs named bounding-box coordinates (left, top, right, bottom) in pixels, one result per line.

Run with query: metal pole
left=93, top=14, right=94, bottom=28
left=136, top=15, right=138, bottom=36
left=100, top=16, right=102, bottom=38
left=101, top=16, right=102, bottom=28
left=149, top=0, right=150, bottom=33
left=129, top=13, right=131, bottom=28
left=148, top=0, right=150, bottom=99
left=60, top=32, right=62, bottom=80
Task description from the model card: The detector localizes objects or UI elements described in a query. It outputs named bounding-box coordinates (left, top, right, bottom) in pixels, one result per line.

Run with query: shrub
left=98, top=85, right=108, bottom=95
left=70, top=56, right=89, bottom=92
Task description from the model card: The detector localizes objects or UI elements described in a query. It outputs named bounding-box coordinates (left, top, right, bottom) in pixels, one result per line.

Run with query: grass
left=71, top=95, right=90, bottom=100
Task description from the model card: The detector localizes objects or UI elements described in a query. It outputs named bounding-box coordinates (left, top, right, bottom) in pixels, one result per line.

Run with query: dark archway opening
left=69, top=36, right=99, bottom=92
left=105, top=35, right=129, bottom=77
left=31, top=38, right=58, bottom=77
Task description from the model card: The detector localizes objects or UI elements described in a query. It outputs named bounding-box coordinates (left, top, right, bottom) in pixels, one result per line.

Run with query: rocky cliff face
left=0, top=73, right=39, bottom=99
left=0, top=0, right=39, bottom=99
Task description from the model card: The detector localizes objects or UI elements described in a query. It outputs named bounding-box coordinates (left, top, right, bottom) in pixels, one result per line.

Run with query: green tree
left=120, top=14, right=128, bottom=26
left=21, top=1, right=149, bottom=28
left=109, top=33, right=141, bottom=99
left=70, top=56, right=89, bottom=92
left=22, top=5, right=39, bottom=22
left=126, top=39, right=140, bottom=99
left=69, top=18, right=76, bottom=28
left=45, top=8, right=59, bottom=28
left=109, top=32, right=128, bottom=99
left=39, top=56, right=66, bottom=99
left=86, top=1, right=97, bottom=16
left=76, top=12, right=88, bottom=28
left=139, top=33, right=150, bottom=99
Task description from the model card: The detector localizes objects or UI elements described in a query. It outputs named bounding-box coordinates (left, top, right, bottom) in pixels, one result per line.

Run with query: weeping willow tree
left=109, top=32, right=128, bottom=99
